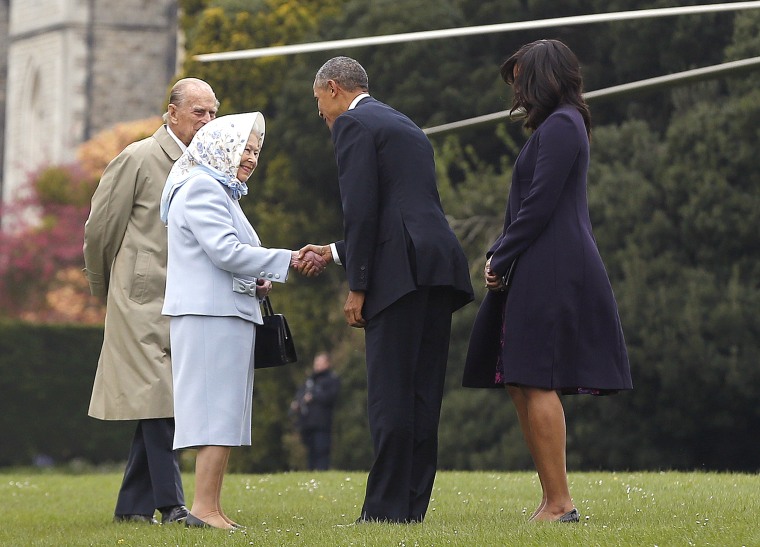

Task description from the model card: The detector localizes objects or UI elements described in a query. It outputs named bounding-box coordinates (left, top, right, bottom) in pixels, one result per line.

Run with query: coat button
left=275, top=274, right=280, bottom=279
left=259, top=271, right=266, bottom=277
left=267, top=273, right=274, bottom=278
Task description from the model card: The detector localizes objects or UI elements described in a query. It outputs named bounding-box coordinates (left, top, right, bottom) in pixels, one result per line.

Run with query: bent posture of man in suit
left=84, top=78, right=218, bottom=525
left=306, top=56, right=474, bottom=523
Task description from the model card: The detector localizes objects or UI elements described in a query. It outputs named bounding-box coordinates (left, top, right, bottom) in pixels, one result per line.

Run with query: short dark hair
left=501, top=39, right=591, bottom=136
left=314, top=56, right=369, bottom=92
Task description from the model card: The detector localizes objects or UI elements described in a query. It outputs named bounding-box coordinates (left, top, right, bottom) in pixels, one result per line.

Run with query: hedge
left=0, top=320, right=133, bottom=467
left=0, top=320, right=303, bottom=471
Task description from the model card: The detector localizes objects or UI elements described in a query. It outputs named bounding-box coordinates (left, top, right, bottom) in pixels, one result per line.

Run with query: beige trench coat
left=84, top=126, right=182, bottom=420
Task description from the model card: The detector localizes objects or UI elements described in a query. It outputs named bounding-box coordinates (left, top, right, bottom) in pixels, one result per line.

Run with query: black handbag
left=254, top=296, right=297, bottom=368
left=491, top=256, right=518, bottom=293
left=502, top=257, right=519, bottom=290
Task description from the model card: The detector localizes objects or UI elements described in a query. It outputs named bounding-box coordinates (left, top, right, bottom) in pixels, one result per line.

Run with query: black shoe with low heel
left=185, top=513, right=211, bottom=528
left=161, top=505, right=189, bottom=524
left=557, top=508, right=580, bottom=523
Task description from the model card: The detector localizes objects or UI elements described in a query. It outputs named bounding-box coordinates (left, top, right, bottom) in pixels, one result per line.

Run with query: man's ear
left=167, top=103, right=178, bottom=122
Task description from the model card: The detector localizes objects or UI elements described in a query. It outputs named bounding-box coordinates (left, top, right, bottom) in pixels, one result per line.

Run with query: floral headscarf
left=160, top=112, right=265, bottom=224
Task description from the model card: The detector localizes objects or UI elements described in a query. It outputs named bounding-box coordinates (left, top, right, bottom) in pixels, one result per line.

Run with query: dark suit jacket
left=331, top=97, right=473, bottom=320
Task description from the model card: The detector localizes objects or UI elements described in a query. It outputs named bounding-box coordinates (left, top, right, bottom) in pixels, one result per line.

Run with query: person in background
left=290, top=352, right=341, bottom=470
left=463, top=39, right=632, bottom=523
left=161, top=112, right=325, bottom=530
left=84, top=78, right=218, bottom=525
left=304, top=56, right=474, bottom=523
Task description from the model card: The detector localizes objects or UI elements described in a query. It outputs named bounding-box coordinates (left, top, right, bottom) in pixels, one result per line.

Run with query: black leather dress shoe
left=113, top=514, right=158, bottom=525
left=161, top=505, right=189, bottom=524
left=355, top=515, right=404, bottom=524
left=185, top=513, right=211, bottom=528
left=557, top=508, right=580, bottom=523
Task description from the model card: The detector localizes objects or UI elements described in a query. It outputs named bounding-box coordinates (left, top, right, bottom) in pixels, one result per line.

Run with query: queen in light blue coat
left=160, top=112, right=316, bottom=530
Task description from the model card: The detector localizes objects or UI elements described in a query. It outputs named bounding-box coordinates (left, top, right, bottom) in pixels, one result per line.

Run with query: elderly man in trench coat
left=84, top=78, right=218, bottom=525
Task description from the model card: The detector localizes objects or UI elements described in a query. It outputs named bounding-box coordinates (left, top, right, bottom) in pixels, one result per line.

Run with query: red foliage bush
left=0, top=165, right=105, bottom=323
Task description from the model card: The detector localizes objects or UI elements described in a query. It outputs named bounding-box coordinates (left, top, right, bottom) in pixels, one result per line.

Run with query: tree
left=174, top=0, right=760, bottom=472
left=0, top=165, right=97, bottom=322
left=3, top=0, right=748, bottom=469
left=0, top=117, right=162, bottom=324
left=178, top=0, right=355, bottom=472
left=563, top=8, right=760, bottom=468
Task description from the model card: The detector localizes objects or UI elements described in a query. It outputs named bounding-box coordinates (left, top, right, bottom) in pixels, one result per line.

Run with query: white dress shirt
left=330, top=93, right=371, bottom=266
left=166, top=126, right=187, bottom=152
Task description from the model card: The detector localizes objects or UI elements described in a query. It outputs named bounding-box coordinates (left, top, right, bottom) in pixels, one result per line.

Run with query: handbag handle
left=261, top=295, right=275, bottom=317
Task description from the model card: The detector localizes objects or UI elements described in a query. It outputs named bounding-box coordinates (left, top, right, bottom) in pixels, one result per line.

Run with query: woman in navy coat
left=463, top=40, right=632, bottom=522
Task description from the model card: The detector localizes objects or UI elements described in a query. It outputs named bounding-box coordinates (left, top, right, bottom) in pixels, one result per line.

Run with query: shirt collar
left=166, top=125, right=187, bottom=151
left=348, top=93, right=371, bottom=110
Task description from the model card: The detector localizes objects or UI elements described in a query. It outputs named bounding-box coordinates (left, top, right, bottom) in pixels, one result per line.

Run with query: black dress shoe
left=113, top=514, right=158, bottom=525
left=557, top=508, right=580, bottom=523
left=185, top=513, right=211, bottom=528
left=161, top=505, right=189, bottom=524
left=355, top=515, right=404, bottom=524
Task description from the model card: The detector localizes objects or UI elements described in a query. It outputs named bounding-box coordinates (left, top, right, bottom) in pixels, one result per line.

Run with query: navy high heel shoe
left=557, top=508, right=580, bottom=523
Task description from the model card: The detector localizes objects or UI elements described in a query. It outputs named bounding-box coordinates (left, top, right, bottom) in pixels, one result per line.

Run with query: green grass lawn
left=1, top=470, right=758, bottom=546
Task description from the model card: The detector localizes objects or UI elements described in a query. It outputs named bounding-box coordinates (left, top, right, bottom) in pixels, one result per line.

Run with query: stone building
left=0, top=0, right=179, bottom=209
left=0, top=0, right=9, bottom=204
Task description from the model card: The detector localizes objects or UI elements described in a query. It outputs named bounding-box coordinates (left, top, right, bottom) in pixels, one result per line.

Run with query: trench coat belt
left=232, top=277, right=258, bottom=297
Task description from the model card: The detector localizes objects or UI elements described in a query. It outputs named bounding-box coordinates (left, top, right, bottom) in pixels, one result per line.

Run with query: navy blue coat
left=332, top=97, right=473, bottom=320
left=463, top=106, right=631, bottom=392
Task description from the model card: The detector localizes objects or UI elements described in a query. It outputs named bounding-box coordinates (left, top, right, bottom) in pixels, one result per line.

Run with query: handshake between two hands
left=257, top=244, right=330, bottom=298
left=289, top=243, right=366, bottom=329
left=290, top=244, right=333, bottom=277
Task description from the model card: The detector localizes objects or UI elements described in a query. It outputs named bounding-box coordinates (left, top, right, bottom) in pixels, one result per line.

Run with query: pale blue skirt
left=170, top=315, right=256, bottom=449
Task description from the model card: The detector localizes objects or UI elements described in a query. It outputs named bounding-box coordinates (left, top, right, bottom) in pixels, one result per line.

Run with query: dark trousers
left=114, top=418, right=184, bottom=517
left=301, top=429, right=332, bottom=470
left=360, top=287, right=453, bottom=523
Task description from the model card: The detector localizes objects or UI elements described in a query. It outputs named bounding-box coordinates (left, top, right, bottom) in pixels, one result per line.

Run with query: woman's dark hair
left=500, top=39, right=591, bottom=136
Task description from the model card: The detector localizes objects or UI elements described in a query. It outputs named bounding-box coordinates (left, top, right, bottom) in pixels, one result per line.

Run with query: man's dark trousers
left=360, top=287, right=453, bottom=523
left=114, top=418, right=184, bottom=516
left=302, top=429, right=332, bottom=471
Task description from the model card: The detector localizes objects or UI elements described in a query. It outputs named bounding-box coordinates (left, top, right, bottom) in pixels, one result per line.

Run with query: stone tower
left=0, top=0, right=9, bottom=203
left=2, top=0, right=178, bottom=205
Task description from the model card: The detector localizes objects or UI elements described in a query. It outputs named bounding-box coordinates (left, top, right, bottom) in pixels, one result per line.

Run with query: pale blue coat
left=163, top=174, right=291, bottom=324
left=162, top=172, right=291, bottom=448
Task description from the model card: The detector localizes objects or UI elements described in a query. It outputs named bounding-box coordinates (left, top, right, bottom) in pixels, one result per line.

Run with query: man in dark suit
left=308, top=56, right=473, bottom=523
